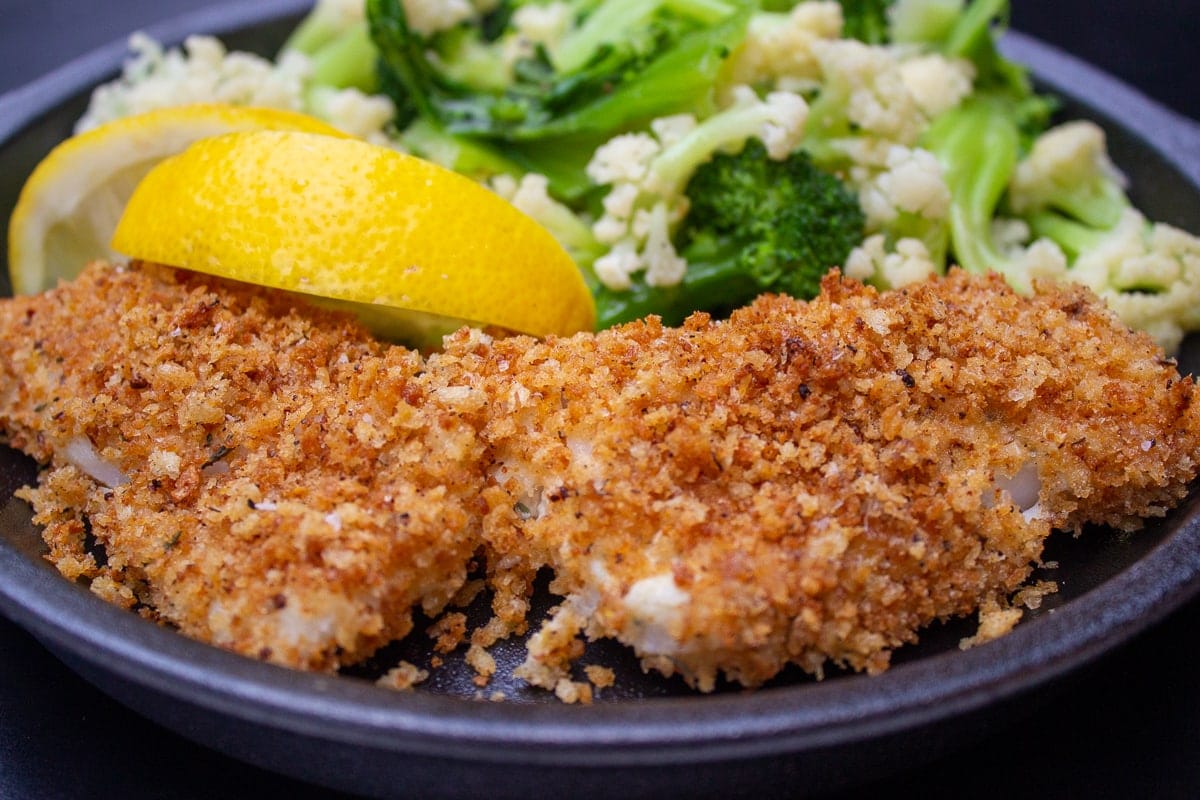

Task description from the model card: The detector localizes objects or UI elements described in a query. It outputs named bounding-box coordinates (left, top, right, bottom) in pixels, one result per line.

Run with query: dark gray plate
left=2, top=3, right=1199, bottom=798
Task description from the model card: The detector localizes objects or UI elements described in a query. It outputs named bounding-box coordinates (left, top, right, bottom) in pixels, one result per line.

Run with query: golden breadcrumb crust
left=434, top=270, right=1200, bottom=690
left=0, top=261, right=485, bottom=670
left=1, top=263, right=1197, bottom=691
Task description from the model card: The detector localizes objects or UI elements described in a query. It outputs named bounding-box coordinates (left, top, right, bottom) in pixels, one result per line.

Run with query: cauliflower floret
left=593, top=240, right=642, bottom=291
left=845, top=234, right=938, bottom=288
left=986, top=221, right=1070, bottom=294
left=725, top=1, right=845, bottom=90
left=512, top=2, right=572, bottom=49
left=490, top=172, right=601, bottom=268
left=76, top=32, right=397, bottom=143
left=493, top=2, right=573, bottom=69
left=1010, top=239, right=1071, bottom=288
left=1070, top=210, right=1200, bottom=354
left=403, top=0, right=498, bottom=36
left=898, top=54, right=975, bottom=118
left=307, top=87, right=397, bottom=145
left=855, top=145, right=950, bottom=229
left=810, top=38, right=926, bottom=146
left=1008, top=120, right=1128, bottom=216
left=649, top=114, right=699, bottom=150
left=586, top=133, right=663, bottom=186
left=634, top=202, right=689, bottom=287
left=77, top=34, right=311, bottom=132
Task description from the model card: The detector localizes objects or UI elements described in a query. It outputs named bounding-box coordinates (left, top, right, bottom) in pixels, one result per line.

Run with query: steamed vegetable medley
left=80, top=0, right=1200, bottom=351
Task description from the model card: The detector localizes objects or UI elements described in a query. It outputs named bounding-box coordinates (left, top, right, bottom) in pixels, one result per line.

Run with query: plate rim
left=1, top=1, right=1199, bottom=769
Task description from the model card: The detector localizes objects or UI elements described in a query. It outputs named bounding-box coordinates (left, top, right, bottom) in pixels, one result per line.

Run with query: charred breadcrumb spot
left=1063, top=299, right=1087, bottom=316
left=202, top=445, right=233, bottom=468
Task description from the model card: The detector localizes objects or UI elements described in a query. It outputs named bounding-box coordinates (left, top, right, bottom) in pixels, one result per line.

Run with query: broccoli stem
left=1039, top=179, right=1128, bottom=230
left=368, top=0, right=750, bottom=141
left=663, top=0, right=739, bottom=23
left=650, top=98, right=781, bottom=195
left=941, top=0, right=1007, bottom=58
left=888, top=0, right=964, bottom=46
left=282, top=4, right=348, bottom=56
left=307, top=21, right=378, bottom=93
left=1026, top=210, right=1108, bottom=260
left=399, top=118, right=526, bottom=178
left=922, top=95, right=1022, bottom=281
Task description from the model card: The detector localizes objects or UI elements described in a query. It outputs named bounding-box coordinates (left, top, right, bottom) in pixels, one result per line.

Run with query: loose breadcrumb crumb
left=584, top=664, right=616, bottom=690
left=466, top=643, right=497, bottom=687
left=1014, top=580, right=1059, bottom=610
left=377, top=661, right=430, bottom=691
left=554, top=678, right=594, bottom=705
left=427, top=612, right=468, bottom=654
left=960, top=597, right=1025, bottom=650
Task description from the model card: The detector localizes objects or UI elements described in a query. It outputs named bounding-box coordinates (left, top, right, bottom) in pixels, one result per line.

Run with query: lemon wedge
left=7, top=104, right=345, bottom=295
left=112, top=130, right=596, bottom=340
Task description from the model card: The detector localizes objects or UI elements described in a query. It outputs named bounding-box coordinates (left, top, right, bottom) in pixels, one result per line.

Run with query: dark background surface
left=0, top=1, right=1198, bottom=798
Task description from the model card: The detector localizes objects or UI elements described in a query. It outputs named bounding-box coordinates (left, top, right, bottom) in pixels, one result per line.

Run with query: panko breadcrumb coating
left=1, top=263, right=1198, bottom=691
left=433, top=270, right=1200, bottom=691
left=0, top=261, right=485, bottom=671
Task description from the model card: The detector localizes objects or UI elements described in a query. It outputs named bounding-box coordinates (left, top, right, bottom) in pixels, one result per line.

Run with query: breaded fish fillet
left=435, top=271, right=1200, bottom=691
left=2, top=263, right=1197, bottom=691
left=0, top=261, right=485, bottom=670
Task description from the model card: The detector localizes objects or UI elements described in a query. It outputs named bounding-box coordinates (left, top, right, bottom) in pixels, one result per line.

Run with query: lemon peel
left=112, top=130, right=596, bottom=340
left=7, top=104, right=345, bottom=295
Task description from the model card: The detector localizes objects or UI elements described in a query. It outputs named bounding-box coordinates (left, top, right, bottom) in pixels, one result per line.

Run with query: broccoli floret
left=587, top=85, right=809, bottom=292
left=686, top=139, right=866, bottom=299
left=593, top=140, right=865, bottom=327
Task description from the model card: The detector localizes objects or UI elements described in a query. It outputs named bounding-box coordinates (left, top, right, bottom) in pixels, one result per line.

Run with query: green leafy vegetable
left=366, top=0, right=750, bottom=141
